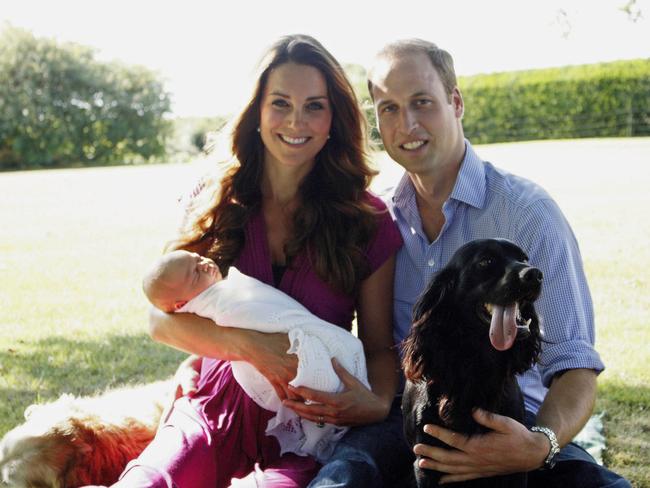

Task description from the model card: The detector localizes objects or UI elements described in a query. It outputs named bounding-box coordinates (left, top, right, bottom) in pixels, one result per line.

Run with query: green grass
left=1, top=139, right=649, bottom=486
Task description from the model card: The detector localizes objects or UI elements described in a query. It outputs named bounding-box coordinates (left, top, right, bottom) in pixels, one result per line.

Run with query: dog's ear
left=413, top=267, right=456, bottom=324
left=402, top=268, right=456, bottom=381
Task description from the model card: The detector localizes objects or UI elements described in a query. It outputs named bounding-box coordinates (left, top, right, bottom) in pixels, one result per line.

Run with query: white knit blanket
left=178, top=268, right=370, bottom=462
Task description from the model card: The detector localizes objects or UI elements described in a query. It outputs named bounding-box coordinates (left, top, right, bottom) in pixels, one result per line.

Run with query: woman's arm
left=284, top=255, right=400, bottom=425
left=149, top=307, right=299, bottom=400
left=356, top=254, right=400, bottom=413
left=150, top=306, right=248, bottom=359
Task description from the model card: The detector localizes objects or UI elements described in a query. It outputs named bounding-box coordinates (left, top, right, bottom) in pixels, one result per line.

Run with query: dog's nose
left=520, top=267, right=543, bottom=284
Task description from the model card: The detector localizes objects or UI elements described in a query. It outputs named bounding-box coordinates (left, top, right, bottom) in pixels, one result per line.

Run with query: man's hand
left=414, top=409, right=548, bottom=484
left=282, top=358, right=390, bottom=426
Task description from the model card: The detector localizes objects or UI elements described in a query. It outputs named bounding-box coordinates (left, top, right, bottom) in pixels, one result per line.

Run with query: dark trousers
left=308, top=400, right=631, bottom=488
left=524, top=411, right=631, bottom=488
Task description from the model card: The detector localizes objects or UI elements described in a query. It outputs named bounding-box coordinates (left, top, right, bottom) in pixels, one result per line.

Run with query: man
left=366, top=38, right=629, bottom=486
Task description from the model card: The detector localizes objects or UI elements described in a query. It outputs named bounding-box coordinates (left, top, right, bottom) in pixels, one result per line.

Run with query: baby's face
left=170, top=251, right=222, bottom=301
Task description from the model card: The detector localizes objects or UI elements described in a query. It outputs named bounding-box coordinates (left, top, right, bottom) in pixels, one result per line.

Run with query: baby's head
left=143, top=250, right=222, bottom=312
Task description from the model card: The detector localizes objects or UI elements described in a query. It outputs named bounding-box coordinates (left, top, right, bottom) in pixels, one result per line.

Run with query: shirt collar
left=393, top=139, right=486, bottom=211
left=451, top=140, right=486, bottom=209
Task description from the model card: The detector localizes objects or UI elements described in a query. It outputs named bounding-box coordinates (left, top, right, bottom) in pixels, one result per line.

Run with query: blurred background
left=1, top=0, right=648, bottom=169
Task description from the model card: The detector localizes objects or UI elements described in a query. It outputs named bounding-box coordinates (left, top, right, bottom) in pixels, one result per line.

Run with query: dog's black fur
left=401, top=238, right=543, bottom=488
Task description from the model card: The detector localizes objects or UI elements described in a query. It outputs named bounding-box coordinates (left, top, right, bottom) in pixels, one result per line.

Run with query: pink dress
left=114, top=193, right=402, bottom=488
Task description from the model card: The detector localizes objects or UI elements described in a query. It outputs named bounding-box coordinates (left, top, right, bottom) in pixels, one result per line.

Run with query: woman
left=115, top=35, right=402, bottom=487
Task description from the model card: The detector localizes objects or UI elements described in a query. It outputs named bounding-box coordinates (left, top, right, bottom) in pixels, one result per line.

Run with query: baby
left=142, top=250, right=370, bottom=462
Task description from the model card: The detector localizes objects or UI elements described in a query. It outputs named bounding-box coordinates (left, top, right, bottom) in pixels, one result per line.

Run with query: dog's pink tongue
left=489, top=304, right=517, bottom=351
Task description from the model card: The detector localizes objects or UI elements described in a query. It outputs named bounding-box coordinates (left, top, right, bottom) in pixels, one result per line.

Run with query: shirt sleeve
left=364, top=192, right=404, bottom=276
left=514, top=198, right=605, bottom=388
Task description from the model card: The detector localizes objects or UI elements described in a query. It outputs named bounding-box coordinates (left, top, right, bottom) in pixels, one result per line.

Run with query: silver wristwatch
left=530, top=425, right=560, bottom=469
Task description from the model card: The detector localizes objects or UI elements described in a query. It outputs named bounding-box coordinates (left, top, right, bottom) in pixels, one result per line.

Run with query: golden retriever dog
left=0, top=380, right=172, bottom=487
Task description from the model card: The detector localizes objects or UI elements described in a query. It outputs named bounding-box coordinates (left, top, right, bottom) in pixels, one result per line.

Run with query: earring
left=327, top=134, right=330, bottom=139
left=256, top=127, right=261, bottom=133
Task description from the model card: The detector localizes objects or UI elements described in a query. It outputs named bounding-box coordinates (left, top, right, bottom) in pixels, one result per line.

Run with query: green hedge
left=459, top=59, right=650, bottom=143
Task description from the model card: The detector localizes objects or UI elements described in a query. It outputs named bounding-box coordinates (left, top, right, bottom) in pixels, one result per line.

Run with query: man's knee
left=529, top=459, right=631, bottom=488
left=308, top=458, right=381, bottom=488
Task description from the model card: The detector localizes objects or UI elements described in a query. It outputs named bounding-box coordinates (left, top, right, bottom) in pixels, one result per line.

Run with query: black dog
left=401, top=238, right=543, bottom=488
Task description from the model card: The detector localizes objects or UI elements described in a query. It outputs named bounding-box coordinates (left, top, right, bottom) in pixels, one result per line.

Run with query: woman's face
left=259, top=62, right=333, bottom=176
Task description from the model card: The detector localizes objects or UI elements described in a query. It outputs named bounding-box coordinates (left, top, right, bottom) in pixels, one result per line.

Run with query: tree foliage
left=164, top=116, right=229, bottom=162
left=0, top=26, right=172, bottom=170
left=343, top=63, right=381, bottom=148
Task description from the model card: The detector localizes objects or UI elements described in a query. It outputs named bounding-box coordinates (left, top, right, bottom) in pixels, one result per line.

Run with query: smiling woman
left=103, top=34, right=404, bottom=488
left=259, top=63, right=332, bottom=177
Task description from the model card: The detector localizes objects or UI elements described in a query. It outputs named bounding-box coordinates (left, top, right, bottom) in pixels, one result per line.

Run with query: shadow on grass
left=596, top=382, right=650, bottom=488
left=0, top=333, right=185, bottom=436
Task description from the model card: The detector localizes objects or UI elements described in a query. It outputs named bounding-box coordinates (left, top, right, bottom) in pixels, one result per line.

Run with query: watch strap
left=530, top=425, right=560, bottom=469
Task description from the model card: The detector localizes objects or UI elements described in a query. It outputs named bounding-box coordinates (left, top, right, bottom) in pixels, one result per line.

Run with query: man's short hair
left=368, top=39, right=458, bottom=101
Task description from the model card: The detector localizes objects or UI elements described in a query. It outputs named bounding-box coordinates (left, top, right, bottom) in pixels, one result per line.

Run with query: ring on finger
left=316, top=416, right=325, bottom=428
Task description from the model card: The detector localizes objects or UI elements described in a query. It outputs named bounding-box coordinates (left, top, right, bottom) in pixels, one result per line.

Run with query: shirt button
left=428, top=259, right=435, bottom=267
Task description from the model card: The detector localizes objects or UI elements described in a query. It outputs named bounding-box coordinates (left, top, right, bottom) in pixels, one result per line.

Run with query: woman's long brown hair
left=169, top=34, right=378, bottom=294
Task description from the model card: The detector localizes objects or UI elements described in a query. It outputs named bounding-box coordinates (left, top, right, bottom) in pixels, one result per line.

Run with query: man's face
left=370, top=52, right=464, bottom=175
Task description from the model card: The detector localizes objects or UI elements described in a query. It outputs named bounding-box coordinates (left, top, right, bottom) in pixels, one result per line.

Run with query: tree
left=0, top=25, right=172, bottom=169
left=553, top=1, right=644, bottom=39
left=343, top=63, right=381, bottom=147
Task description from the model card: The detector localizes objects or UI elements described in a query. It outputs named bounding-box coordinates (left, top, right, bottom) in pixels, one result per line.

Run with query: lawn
left=1, top=138, right=649, bottom=486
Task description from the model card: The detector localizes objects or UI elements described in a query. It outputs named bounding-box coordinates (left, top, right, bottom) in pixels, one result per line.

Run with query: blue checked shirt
left=389, top=140, right=604, bottom=414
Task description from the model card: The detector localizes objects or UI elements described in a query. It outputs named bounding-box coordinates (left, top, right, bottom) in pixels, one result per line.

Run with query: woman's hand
left=148, top=306, right=301, bottom=401
left=282, top=358, right=390, bottom=426
left=282, top=255, right=401, bottom=428
left=244, top=331, right=302, bottom=401
left=159, top=354, right=203, bottom=428
left=171, top=354, right=203, bottom=399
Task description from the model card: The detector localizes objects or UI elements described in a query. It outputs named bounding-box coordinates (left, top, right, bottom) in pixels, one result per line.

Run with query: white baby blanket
left=178, top=267, right=370, bottom=462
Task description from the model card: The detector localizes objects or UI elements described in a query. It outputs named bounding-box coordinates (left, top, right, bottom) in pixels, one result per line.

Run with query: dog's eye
left=478, top=258, right=492, bottom=268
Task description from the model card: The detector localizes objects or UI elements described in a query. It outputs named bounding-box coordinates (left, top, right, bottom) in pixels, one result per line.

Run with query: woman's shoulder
left=362, top=190, right=390, bottom=213
left=362, top=191, right=403, bottom=272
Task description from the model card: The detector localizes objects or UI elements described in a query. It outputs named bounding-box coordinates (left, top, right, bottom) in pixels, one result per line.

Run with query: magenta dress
left=114, top=193, right=403, bottom=488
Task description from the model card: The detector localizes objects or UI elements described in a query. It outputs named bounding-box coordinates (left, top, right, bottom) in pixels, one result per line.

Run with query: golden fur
left=0, top=380, right=171, bottom=487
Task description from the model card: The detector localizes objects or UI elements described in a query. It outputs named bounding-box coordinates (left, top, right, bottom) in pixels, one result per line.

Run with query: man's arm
left=415, top=196, right=602, bottom=482
left=414, top=368, right=598, bottom=483
left=536, top=368, right=597, bottom=446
